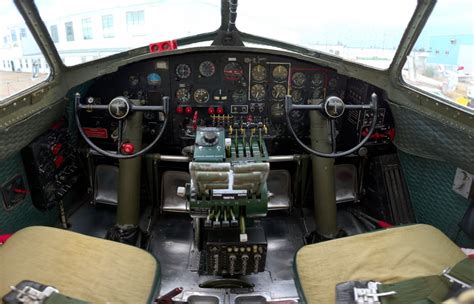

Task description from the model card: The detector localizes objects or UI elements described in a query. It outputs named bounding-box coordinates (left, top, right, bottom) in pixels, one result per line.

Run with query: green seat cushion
left=0, top=226, right=159, bottom=303
left=294, top=224, right=466, bottom=303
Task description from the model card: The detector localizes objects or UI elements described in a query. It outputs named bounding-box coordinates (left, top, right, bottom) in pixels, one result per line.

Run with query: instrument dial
left=223, top=62, right=244, bottom=81
left=176, top=64, right=191, bottom=79
left=232, top=88, right=247, bottom=103
left=291, top=89, right=304, bottom=104
left=128, top=75, right=139, bottom=86
left=311, top=73, right=324, bottom=87
left=193, top=88, right=210, bottom=103
left=147, top=73, right=161, bottom=86
left=271, top=84, right=287, bottom=100
left=176, top=87, right=191, bottom=103
left=271, top=103, right=285, bottom=118
left=311, top=88, right=323, bottom=99
left=272, top=65, right=288, bottom=81
left=199, top=61, right=216, bottom=77
left=251, top=64, right=267, bottom=82
left=292, top=72, right=306, bottom=87
left=250, top=84, right=266, bottom=101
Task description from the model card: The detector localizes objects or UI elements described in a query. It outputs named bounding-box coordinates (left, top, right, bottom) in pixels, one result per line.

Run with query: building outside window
left=102, top=15, right=114, bottom=38
left=50, top=25, right=59, bottom=43
left=126, top=10, right=144, bottom=29
left=82, top=18, right=93, bottom=40
left=26, top=59, right=29, bottom=68
left=20, top=28, right=26, bottom=39
left=65, top=22, right=74, bottom=41
left=11, top=30, right=17, bottom=42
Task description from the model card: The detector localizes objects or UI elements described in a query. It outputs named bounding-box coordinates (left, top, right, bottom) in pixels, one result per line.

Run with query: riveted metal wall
left=0, top=85, right=90, bottom=233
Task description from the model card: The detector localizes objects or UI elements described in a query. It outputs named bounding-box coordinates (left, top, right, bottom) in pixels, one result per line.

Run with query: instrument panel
left=83, top=51, right=394, bottom=154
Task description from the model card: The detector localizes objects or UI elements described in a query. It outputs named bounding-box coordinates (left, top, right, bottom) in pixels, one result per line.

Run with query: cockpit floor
left=151, top=212, right=306, bottom=301
left=67, top=202, right=365, bottom=302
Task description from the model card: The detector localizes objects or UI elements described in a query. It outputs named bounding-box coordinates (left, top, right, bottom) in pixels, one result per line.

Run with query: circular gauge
left=232, top=88, right=247, bottom=103
left=328, top=78, right=338, bottom=90
left=223, top=62, right=244, bottom=81
left=176, top=63, right=191, bottom=79
left=250, top=84, right=266, bottom=101
left=271, top=103, right=285, bottom=118
left=176, top=87, right=191, bottom=103
left=128, top=75, right=139, bottom=86
left=311, top=88, right=323, bottom=99
left=251, top=64, right=267, bottom=82
left=193, top=88, right=210, bottom=103
left=311, top=73, right=324, bottom=87
left=291, top=89, right=304, bottom=103
left=292, top=72, right=306, bottom=87
left=272, top=65, right=288, bottom=81
left=199, top=61, right=216, bottom=77
left=271, top=84, right=287, bottom=100
left=147, top=72, right=162, bottom=86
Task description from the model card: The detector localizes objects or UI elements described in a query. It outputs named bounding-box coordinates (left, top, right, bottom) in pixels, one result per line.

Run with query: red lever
left=192, top=111, right=199, bottom=130
left=208, top=107, right=215, bottom=115
left=176, top=106, right=184, bottom=114
left=387, top=128, right=395, bottom=141
left=216, top=106, right=224, bottom=115
left=185, top=106, right=193, bottom=114
left=13, top=188, right=30, bottom=194
left=121, top=143, right=135, bottom=154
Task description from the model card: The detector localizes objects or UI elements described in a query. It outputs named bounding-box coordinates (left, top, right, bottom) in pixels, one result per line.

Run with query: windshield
left=34, top=0, right=220, bottom=66
left=238, top=0, right=417, bottom=69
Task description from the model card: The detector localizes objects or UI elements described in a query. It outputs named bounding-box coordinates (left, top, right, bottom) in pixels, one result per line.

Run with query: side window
left=403, top=0, right=474, bottom=111
left=0, top=1, right=50, bottom=103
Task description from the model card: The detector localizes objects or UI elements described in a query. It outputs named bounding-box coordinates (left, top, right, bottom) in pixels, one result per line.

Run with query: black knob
left=203, top=131, right=217, bottom=144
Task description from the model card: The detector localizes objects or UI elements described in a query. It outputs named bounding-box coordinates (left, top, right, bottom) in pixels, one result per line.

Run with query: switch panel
left=21, top=121, right=81, bottom=211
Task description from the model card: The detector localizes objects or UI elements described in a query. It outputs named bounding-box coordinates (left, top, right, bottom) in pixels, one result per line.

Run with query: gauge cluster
left=82, top=51, right=394, bottom=154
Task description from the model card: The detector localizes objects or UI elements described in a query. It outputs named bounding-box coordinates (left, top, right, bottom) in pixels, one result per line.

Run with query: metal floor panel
left=151, top=213, right=306, bottom=302
left=68, top=203, right=116, bottom=238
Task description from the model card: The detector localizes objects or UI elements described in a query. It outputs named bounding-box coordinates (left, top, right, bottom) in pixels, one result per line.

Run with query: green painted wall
left=0, top=154, right=59, bottom=233
left=399, top=151, right=474, bottom=248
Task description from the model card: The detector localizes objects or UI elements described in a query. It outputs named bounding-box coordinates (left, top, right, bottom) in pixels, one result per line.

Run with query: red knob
left=51, top=143, right=62, bottom=155
left=185, top=106, right=193, bottom=114
left=216, top=106, right=224, bottom=115
left=121, top=143, right=135, bottom=155
left=176, top=106, right=184, bottom=114
left=208, top=107, right=215, bottom=115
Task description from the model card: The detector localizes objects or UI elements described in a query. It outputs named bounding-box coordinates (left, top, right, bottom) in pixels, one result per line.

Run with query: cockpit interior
left=0, top=0, right=473, bottom=303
